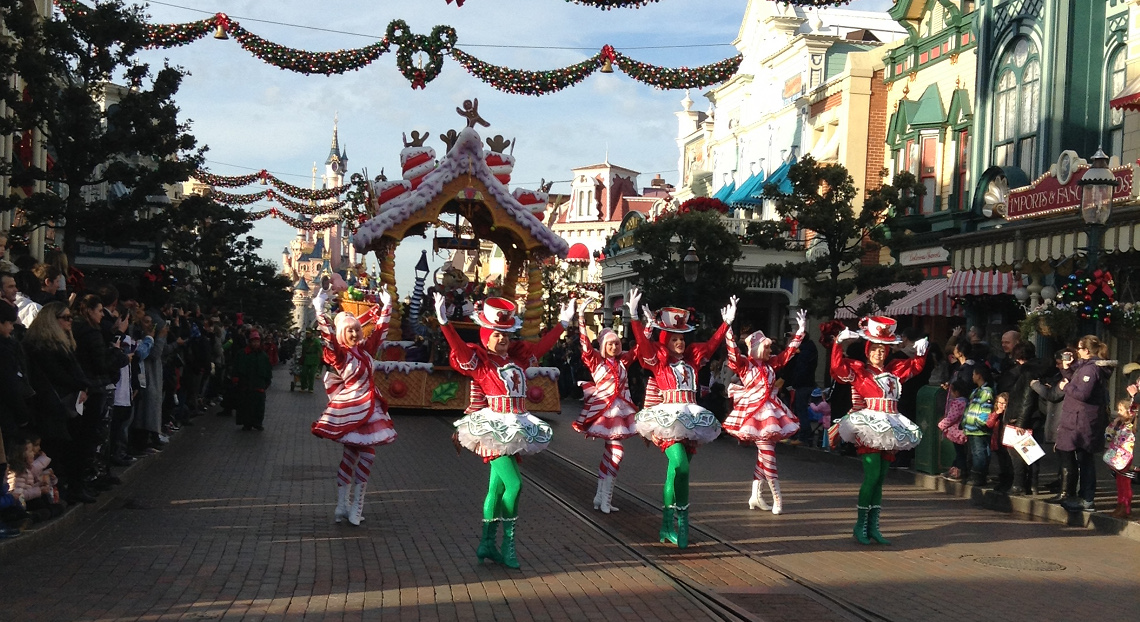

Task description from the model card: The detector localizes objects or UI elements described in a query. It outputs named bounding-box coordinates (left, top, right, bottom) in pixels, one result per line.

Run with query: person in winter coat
left=1056, top=335, right=1115, bottom=512
left=22, top=302, right=94, bottom=503
left=1001, top=342, right=1050, bottom=494
left=234, top=331, right=273, bottom=431
left=71, top=294, right=129, bottom=491
left=0, top=302, right=32, bottom=446
left=1030, top=349, right=1070, bottom=494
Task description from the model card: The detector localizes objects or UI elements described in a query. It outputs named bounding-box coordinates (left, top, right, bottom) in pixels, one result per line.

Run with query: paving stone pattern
left=3, top=370, right=1140, bottom=622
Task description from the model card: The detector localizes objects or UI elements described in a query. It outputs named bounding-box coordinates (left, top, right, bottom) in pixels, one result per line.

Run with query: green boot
left=867, top=505, right=891, bottom=545
left=675, top=504, right=690, bottom=549
left=659, top=506, right=677, bottom=544
left=853, top=506, right=873, bottom=545
left=477, top=519, right=503, bottom=564
left=500, top=518, right=520, bottom=569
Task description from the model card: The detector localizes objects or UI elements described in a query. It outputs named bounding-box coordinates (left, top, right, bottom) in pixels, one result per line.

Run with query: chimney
left=651, top=174, right=665, bottom=188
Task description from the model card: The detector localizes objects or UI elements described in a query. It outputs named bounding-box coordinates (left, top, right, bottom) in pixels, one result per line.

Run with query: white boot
left=593, top=477, right=605, bottom=511
left=334, top=483, right=350, bottom=523
left=348, top=482, right=367, bottom=526
left=748, top=479, right=770, bottom=510
left=769, top=479, right=783, bottom=515
left=600, top=476, right=619, bottom=514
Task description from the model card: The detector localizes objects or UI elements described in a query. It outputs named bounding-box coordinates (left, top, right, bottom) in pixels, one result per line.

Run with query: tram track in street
left=534, top=445, right=898, bottom=622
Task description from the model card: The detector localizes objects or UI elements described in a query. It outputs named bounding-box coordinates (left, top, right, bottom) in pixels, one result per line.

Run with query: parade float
left=343, top=100, right=568, bottom=412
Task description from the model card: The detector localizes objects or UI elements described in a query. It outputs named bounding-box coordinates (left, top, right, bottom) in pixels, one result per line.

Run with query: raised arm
left=770, top=310, right=808, bottom=372
left=577, top=311, right=601, bottom=370
left=886, top=337, right=929, bottom=382
left=724, top=326, right=747, bottom=376
left=361, top=287, right=394, bottom=355
left=830, top=330, right=862, bottom=385
left=434, top=292, right=479, bottom=374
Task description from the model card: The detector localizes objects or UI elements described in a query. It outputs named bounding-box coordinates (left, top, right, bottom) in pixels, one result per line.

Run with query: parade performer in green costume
left=434, top=292, right=575, bottom=569
left=830, top=316, right=927, bottom=545
left=626, top=287, right=731, bottom=549
left=299, top=329, right=322, bottom=393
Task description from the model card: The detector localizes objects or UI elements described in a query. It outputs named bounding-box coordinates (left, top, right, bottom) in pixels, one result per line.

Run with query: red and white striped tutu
left=573, top=381, right=639, bottom=440
left=723, top=396, right=799, bottom=442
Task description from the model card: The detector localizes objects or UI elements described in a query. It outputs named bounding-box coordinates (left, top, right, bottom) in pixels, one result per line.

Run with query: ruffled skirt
left=312, top=400, right=397, bottom=447
left=723, top=400, right=800, bottom=442
left=636, top=403, right=722, bottom=447
left=573, top=383, right=639, bottom=440
left=837, top=409, right=922, bottom=451
left=454, top=408, right=553, bottom=457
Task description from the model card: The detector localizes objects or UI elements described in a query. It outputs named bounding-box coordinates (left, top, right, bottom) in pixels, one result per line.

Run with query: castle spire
left=326, top=113, right=341, bottom=165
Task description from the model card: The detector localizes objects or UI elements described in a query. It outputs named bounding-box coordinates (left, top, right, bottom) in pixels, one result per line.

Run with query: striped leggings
left=753, top=442, right=777, bottom=482
left=598, top=440, right=624, bottom=479
left=336, top=445, right=376, bottom=486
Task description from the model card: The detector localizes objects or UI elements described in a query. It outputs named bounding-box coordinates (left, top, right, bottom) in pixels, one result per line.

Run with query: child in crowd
left=808, top=388, right=831, bottom=449
left=5, top=436, right=63, bottom=522
left=1105, top=399, right=1136, bottom=518
left=963, top=365, right=995, bottom=486
left=989, top=392, right=1009, bottom=453
left=938, top=380, right=970, bottom=481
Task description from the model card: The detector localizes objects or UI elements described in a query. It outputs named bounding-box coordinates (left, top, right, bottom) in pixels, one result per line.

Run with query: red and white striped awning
left=835, top=279, right=960, bottom=319
left=884, top=278, right=961, bottom=317
left=946, top=270, right=1024, bottom=297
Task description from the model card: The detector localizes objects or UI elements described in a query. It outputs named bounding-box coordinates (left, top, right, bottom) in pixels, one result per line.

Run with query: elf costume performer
left=433, top=292, right=575, bottom=569
left=830, top=316, right=927, bottom=545
left=724, top=304, right=807, bottom=515
left=311, top=287, right=397, bottom=526
left=626, top=287, right=730, bottom=549
left=573, top=307, right=639, bottom=514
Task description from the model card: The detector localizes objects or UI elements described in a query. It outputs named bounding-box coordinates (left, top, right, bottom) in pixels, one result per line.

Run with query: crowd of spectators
left=0, top=237, right=292, bottom=539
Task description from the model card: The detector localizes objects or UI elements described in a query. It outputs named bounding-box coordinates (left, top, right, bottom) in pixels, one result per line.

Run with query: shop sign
left=1005, top=153, right=1136, bottom=220
left=900, top=246, right=949, bottom=266
left=75, top=240, right=154, bottom=267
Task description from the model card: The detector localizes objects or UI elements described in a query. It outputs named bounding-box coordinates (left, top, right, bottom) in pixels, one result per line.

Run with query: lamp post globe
left=1079, top=147, right=1118, bottom=271
left=682, top=244, right=699, bottom=285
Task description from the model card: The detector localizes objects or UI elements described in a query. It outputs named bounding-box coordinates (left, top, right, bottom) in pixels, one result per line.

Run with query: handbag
left=1103, top=422, right=1135, bottom=472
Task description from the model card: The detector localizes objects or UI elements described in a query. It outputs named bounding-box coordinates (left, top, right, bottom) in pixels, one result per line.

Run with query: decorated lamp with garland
left=1058, top=269, right=1116, bottom=324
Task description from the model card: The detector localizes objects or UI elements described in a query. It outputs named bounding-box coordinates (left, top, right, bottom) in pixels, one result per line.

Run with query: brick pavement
left=5, top=376, right=1140, bottom=621
left=0, top=370, right=713, bottom=621
left=541, top=401, right=1140, bottom=622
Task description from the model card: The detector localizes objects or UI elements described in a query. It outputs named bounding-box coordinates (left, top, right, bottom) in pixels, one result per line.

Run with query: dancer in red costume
left=434, top=292, right=575, bottom=569
left=830, top=316, right=927, bottom=544
left=723, top=305, right=807, bottom=515
left=311, top=286, right=396, bottom=526
left=573, top=307, right=639, bottom=514
left=626, top=287, right=732, bottom=548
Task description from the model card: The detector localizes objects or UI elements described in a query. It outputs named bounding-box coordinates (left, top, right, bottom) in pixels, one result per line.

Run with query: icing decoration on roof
left=352, top=122, right=569, bottom=258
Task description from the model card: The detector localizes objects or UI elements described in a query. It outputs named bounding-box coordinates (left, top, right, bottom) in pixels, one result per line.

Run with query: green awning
left=910, top=83, right=946, bottom=129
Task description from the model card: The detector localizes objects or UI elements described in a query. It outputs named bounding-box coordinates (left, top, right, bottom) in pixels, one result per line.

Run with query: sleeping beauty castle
left=283, top=118, right=364, bottom=329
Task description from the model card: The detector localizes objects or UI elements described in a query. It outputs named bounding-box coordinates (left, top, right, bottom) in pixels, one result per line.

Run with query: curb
left=0, top=427, right=180, bottom=561
left=782, top=442, right=1140, bottom=543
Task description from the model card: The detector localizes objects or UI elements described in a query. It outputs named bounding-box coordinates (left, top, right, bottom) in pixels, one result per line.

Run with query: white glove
left=626, top=288, right=642, bottom=321
left=558, top=299, right=576, bottom=325
left=377, top=284, right=392, bottom=308
left=721, top=295, right=738, bottom=325
left=312, top=290, right=329, bottom=312
left=914, top=337, right=929, bottom=357
left=433, top=292, right=448, bottom=325
left=837, top=328, right=860, bottom=344
left=795, top=309, right=807, bottom=335
left=641, top=305, right=654, bottom=325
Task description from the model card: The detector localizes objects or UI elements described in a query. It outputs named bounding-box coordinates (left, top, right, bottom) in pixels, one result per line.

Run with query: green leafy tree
left=747, top=156, right=924, bottom=318
left=0, top=0, right=203, bottom=263
left=629, top=209, right=743, bottom=331
left=541, top=260, right=575, bottom=331
left=213, top=236, right=294, bottom=329
left=163, top=194, right=254, bottom=300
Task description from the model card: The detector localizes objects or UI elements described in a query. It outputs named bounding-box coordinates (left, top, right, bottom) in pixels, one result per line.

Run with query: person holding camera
left=1056, top=336, right=1116, bottom=512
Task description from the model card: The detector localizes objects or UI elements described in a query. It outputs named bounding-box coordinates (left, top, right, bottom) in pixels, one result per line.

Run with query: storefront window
left=991, top=38, right=1040, bottom=175
left=1108, top=49, right=1126, bottom=158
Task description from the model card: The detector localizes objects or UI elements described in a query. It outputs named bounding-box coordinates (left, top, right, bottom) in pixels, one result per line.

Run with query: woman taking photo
left=1057, top=335, right=1115, bottom=512
left=23, top=302, right=94, bottom=503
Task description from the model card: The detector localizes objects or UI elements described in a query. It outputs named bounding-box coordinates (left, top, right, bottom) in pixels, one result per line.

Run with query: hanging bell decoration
left=600, top=44, right=616, bottom=74
left=213, top=23, right=229, bottom=39
left=600, top=57, right=614, bottom=74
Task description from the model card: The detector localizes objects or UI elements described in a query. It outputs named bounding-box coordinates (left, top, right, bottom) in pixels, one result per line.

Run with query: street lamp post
left=682, top=243, right=699, bottom=310
left=1079, top=147, right=1118, bottom=271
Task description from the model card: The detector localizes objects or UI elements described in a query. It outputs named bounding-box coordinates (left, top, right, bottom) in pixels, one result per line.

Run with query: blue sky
left=134, top=0, right=894, bottom=294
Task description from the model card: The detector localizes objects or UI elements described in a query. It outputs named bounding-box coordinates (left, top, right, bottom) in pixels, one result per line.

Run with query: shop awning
left=566, top=243, right=591, bottom=264
left=711, top=180, right=736, bottom=202
left=834, top=283, right=911, bottom=319
left=765, top=160, right=796, bottom=195
left=883, top=278, right=962, bottom=317
left=946, top=269, right=1024, bottom=297
left=1111, top=73, right=1140, bottom=111
left=726, top=170, right=767, bottom=206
